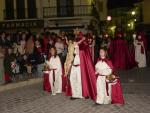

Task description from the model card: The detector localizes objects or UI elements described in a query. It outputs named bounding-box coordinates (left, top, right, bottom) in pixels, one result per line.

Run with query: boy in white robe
left=46, top=47, right=62, bottom=95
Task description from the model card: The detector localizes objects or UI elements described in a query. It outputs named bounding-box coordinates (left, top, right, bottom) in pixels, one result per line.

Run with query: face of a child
left=57, top=38, right=61, bottom=42
left=50, top=48, right=56, bottom=56
left=99, top=49, right=106, bottom=58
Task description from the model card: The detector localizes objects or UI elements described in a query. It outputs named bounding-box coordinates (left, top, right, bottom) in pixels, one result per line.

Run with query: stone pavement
left=0, top=67, right=150, bottom=113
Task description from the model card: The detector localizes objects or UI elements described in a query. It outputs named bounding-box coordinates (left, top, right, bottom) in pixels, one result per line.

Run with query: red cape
left=109, top=38, right=137, bottom=70
left=43, top=72, right=51, bottom=92
left=79, top=43, right=97, bottom=100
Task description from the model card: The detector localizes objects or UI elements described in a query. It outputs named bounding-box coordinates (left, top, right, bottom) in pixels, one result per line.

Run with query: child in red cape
left=95, top=48, right=124, bottom=105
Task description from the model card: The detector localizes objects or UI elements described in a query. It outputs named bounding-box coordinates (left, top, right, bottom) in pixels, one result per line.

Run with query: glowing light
left=107, top=16, right=112, bottom=21
left=134, top=19, right=137, bottom=22
left=128, top=23, right=131, bottom=27
left=131, top=11, right=136, bottom=15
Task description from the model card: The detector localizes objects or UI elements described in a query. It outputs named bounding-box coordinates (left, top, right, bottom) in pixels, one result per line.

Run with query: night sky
left=107, top=0, right=142, bottom=9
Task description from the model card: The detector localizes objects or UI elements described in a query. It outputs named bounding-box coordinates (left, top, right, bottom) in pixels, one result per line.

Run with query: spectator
left=26, top=35, right=34, bottom=55
left=55, top=37, right=64, bottom=64
left=0, top=32, right=6, bottom=47
left=3, top=48, right=16, bottom=83
left=0, top=46, right=5, bottom=84
left=5, top=34, right=13, bottom=48
left=34, top=40, right=45, bottom=77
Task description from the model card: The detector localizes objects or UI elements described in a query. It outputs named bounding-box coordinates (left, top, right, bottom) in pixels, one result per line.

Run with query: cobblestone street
left=0, top=68, right=150, bottom=113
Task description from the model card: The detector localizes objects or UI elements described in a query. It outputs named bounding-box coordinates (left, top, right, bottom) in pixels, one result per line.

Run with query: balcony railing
left=43, top=5, right=93, bottom=18
left=3, top=5, right=95, bottom=20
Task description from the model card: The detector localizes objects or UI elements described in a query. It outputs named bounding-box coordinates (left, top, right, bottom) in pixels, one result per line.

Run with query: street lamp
left=131, top=11, right=136, bottom=15
left=128, top=23, right=131, bottom=27
left=134, top=19, right=137, bottom=22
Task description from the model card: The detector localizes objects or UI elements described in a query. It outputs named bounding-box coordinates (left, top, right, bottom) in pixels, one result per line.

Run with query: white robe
left=95, top=61, right=112, bottom=104
left=70, top=44, right=82, bottom=98
left=46, top=56, right=62, bottom=95
left=134, top=40, right=146, bottom=68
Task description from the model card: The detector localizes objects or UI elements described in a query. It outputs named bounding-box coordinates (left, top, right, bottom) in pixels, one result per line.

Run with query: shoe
left=70, top=97, right=77, bottom=100
left=94, top=103, right=102, bottom=106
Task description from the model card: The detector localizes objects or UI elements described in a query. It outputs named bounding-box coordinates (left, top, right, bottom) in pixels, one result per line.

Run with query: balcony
left=3, top=5, right=95, bottom=20
left=43, top=5, right=94, bottom=18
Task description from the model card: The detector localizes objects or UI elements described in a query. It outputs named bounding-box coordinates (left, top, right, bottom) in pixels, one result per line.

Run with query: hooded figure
left=134, top=32, right=147, bottom=68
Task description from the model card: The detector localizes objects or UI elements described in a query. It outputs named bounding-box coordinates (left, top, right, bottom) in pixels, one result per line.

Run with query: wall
left=94, top=0, right=107, bottom=21
left=0, top=0, right=5, bottom=21
left=74, top=0, right=92, bottom=5
left=143, top=0, right=150, bottom=24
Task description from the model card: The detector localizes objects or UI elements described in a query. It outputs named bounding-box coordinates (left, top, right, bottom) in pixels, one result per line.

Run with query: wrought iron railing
left=43, top=5, right=93, bottom=18
left=3, top=5, right=95, bottom=19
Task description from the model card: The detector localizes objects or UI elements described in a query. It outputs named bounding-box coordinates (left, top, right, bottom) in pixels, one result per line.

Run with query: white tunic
left=95, top=60, right=112, bottom=104
left=70, top=44, right=82, bottom=98
left=134, top=40, right=146, bottom=68
left=46, top=56, right=62, bottom=95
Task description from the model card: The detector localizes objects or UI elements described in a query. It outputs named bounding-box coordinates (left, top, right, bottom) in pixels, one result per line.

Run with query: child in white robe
left=46, top=47, right=62, bottom=95
left=95, top=48, right=112, bottom=105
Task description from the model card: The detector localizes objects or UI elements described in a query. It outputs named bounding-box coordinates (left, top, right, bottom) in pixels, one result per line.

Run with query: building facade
left=133, top=0, right=150, bottom=31
left=142, top=0, right=150, bottom=24
left=0, top=0, right=107, bottom=33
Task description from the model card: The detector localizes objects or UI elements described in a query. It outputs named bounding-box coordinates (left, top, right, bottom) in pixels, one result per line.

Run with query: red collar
left=97, top=58, right=107, bottom=62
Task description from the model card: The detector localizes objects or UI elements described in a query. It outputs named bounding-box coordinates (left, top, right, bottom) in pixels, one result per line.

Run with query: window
left=5, top=0, right=14, bottom=19
left=27, top=0, right=37, bottom=18
left=57, top=0, right=74, bottom=17
left=16, top=0, right=25, bottom=19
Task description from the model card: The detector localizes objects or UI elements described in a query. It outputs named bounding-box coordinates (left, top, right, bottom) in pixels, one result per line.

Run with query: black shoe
left=70, top=97, right=77, bottom=100
left=94, top=103, right=102, bottom=106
